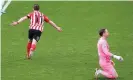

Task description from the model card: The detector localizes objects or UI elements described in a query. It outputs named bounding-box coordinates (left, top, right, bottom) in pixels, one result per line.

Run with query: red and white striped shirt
left=27, top=11, right=50, bottom=32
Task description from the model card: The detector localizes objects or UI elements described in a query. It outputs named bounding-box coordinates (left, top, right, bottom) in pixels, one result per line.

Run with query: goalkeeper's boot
left=95, top=68, right=101, bottom=79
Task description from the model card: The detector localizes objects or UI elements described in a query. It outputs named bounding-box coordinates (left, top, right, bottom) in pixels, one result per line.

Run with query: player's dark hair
left=33, top=4, right=40, bottom=11
left=99, top=28, right=106, bottom=36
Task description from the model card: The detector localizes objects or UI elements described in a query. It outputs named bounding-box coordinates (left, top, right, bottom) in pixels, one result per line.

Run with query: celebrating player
left=95, top=28, right=123, bottom=79
left=10, top=4, right=62, bottom=59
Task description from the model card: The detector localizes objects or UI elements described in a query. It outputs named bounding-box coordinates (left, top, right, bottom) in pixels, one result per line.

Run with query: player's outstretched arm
left=48, top=20, right=62, bottom=32
left=10, top=16, right=28, bottom=26
left=102, top=42, right=123, bottom=61
left=112, top=54, right=124, bottom=61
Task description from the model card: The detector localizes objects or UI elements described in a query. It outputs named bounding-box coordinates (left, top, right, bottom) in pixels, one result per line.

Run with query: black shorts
left=28, top=29, right=42, bottom=42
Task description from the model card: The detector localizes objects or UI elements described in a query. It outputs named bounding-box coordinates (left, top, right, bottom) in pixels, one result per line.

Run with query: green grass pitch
left=1, top=1, right=133, bottom=80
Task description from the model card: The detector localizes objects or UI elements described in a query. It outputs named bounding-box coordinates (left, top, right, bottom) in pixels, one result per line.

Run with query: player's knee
left=115, top=74, right=118, bottom=78
left=111, top=73, right=118, bottom=79
left=31, top=44, right=36, bottom=51
left=114, top=71, right=118, bottom=78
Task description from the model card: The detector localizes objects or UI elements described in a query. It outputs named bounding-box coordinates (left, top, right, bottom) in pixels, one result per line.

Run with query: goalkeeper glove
left=113, top=55, right=124, bottom=61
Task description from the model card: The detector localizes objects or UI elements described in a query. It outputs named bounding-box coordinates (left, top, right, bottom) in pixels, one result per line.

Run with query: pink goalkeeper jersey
left=97, top=37, right=113, bottom=64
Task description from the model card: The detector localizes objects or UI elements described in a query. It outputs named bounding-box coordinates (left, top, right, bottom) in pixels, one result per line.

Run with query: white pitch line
left=0, top=0, right=12, bottom=16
